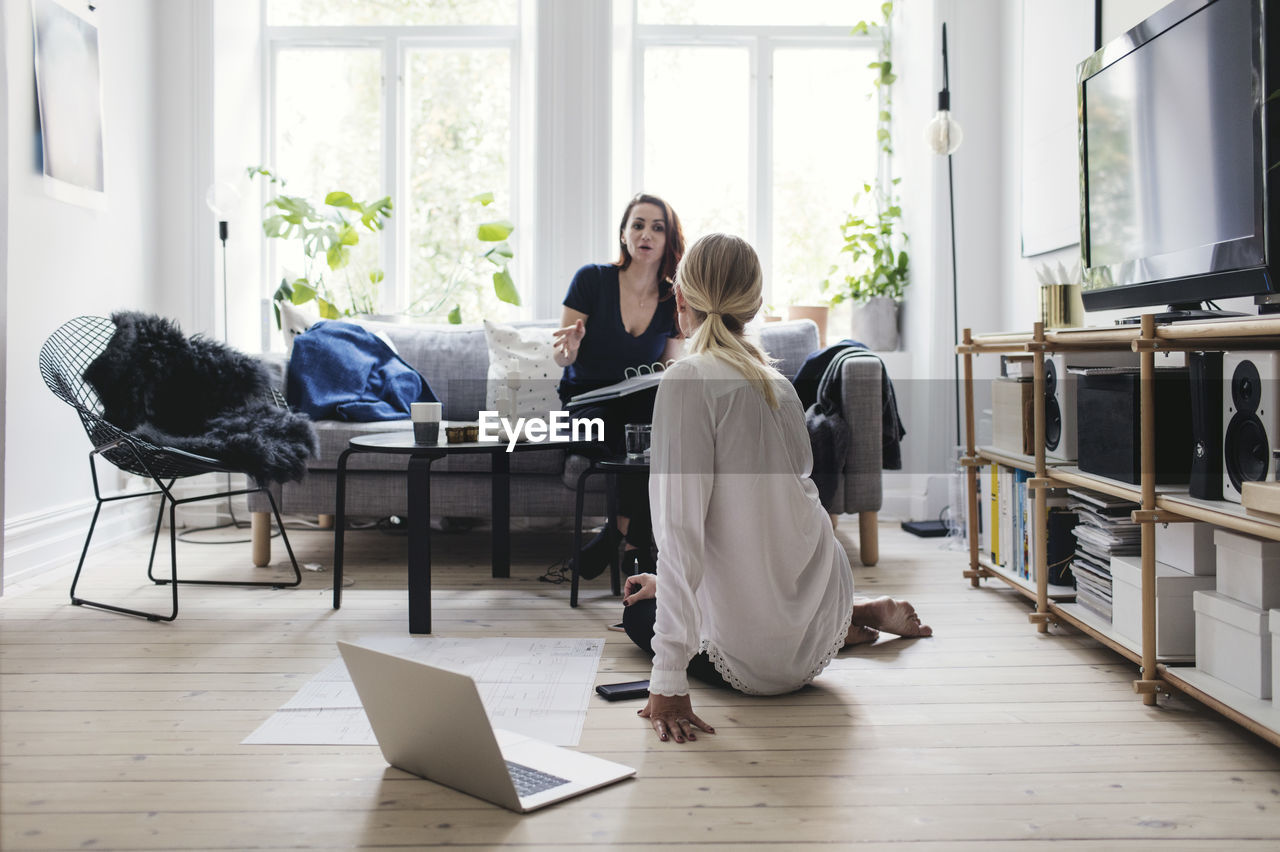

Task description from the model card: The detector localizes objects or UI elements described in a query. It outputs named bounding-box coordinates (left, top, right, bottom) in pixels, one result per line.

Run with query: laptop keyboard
left=505, top=760, right=570, bottom=797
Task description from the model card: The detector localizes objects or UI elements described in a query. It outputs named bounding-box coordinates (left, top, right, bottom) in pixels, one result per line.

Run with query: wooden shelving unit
left=959, top=314, right=1280, bottom=747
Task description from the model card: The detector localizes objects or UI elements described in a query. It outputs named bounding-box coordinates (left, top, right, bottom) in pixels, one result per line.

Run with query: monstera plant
left=248, top=166, right=393, bottom=325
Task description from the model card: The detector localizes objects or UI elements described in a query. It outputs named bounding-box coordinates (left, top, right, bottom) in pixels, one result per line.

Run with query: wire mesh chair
left=38, top=316, right=302, bottom=621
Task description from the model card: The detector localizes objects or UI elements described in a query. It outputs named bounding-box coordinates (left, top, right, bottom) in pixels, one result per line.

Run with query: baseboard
left=878, top=486, right=912, bottom=522
left=2, top=496, right=158, bottom=591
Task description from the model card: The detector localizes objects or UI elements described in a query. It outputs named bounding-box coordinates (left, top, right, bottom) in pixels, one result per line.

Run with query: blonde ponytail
left=678, top=234, right=782, bottom=408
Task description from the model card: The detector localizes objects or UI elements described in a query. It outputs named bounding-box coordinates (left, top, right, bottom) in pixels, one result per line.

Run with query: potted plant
left=782, top=284, right=831, bottom=346
left=407, top=191, right=521, bottom=324
left=822, top=179, right=908, bottom=351
left=248, top=166, right=393, bottom=327
left=819, top=0, right=908, bottom=351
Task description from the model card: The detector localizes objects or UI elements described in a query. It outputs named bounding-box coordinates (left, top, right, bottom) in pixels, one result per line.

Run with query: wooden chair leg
left=317, top=514, right=334, bottom=529
left=251, top=512, right=272, bottom=567
left=858, top=511, right=879, bottom=566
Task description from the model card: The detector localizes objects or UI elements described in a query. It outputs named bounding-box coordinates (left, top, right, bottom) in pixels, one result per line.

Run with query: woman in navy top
left=553, top=193, right=686, bottom=580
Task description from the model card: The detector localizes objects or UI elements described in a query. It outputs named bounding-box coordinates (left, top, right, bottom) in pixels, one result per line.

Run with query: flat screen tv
left=1077, top=0, right=1278, bottom=319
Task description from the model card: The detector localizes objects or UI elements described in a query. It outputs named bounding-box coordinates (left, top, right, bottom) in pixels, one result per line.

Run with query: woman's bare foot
left=850, top=596, right=933, bottom=638
left=844, top=623, right=880, bottom=646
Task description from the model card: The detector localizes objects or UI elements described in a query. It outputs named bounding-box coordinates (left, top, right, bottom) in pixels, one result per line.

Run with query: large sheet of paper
left=243, top=636, right=604, bottom=747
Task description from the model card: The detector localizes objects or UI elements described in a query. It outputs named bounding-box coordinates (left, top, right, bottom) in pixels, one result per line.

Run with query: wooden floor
left=3, top=520, right=1280, bottom=851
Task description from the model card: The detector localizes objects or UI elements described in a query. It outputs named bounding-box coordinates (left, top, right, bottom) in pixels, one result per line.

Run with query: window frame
left=625, top=17, right=885, bottom=308
left=262, top=20, right=523, bottom=316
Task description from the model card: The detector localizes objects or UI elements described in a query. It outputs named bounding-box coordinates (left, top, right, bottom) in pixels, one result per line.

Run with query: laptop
left=336, top=640, right=635, bottom=812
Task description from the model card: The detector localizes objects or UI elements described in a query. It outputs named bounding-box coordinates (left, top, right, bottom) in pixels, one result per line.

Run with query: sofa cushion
left=483, top=320, right=563, bottom=421
left=353, top=318, right=560, bottom=422
left=758, top=319, right=821, bottom=380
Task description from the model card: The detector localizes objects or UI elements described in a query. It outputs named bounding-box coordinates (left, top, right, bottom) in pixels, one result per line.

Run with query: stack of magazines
left=1066, top=488, right=1140, bottom=622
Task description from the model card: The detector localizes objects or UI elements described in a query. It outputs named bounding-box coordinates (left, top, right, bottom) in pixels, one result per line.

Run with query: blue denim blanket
left=286, top=320, right=437, bottom=421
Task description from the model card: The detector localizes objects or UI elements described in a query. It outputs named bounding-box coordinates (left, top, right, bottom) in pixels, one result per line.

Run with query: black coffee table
left=332, top=426, right=570, bottom=633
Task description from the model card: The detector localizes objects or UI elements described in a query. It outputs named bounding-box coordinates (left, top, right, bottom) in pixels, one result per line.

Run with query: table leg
left=333, top=448, right=355, bottom=610
left=571, top=462, right=596, bottom=608
left=491, top=451, right=510, bottom=579
left=606, top=472, right=620, bottom=592
left=407, top=455, right=434, bottom=634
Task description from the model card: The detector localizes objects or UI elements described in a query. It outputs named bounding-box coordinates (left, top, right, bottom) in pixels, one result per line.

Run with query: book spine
left=989, top=463, right=1000, bottom=565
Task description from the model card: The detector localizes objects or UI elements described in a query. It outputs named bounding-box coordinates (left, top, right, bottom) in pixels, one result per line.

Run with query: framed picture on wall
left=1019, top=0, right=1095, bottom=257
left=32, top=0, right=105, bottom=207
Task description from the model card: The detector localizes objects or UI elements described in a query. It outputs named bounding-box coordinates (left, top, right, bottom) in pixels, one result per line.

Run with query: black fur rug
left=83, top=311, right=316, bottom=483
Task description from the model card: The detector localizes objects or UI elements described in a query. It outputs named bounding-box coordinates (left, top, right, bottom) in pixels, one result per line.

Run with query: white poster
left=1020, top=0, right=1095, bottom=257
left=32, top=0, right=105, bottom=204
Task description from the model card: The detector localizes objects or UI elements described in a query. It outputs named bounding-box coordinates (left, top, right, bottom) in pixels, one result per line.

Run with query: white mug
left=411, top=401, right=442, bottom=423
left=411, top=401, right=442, bottom=445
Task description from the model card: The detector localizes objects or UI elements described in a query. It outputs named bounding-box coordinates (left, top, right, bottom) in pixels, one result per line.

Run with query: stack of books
left=1067, top=488, right=1140, bottom=622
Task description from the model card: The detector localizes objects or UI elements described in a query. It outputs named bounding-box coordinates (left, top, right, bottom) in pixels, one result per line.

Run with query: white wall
left=0, top=0, right=9, bottom=594
left=883, top=0, right=1010, bottom=512
left=4, top=0, right=196, bottom=587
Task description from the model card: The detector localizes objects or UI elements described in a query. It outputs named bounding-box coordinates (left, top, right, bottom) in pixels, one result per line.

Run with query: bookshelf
left=959, top=315, right=1280, bottom=747
left=978, top=555, right=1078, bottom=601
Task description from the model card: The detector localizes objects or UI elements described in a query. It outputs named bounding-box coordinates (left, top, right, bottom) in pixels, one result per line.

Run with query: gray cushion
left=759, top=319, right=821, bottom=379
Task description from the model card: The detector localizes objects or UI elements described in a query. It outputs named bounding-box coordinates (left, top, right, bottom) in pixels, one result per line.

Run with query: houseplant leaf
left=493, top=268, right=520, bottom=306
left=324, top=190, right=357, bottom=209
left=477, top=220, right=514, bottom=242
left=291, top=281, right=318, bottom=305
left=483, top=242, right=514, bottom=265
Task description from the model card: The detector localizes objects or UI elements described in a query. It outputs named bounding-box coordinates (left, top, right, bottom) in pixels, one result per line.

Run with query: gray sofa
left=247, top=318, right=883, bottom=566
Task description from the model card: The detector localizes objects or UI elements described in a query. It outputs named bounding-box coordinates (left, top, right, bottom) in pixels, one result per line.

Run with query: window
left=271, top=47, right=383, bottom=313
left=265, top=1, right=521, bottom=323
left=624, top=0, right=885, bottom=310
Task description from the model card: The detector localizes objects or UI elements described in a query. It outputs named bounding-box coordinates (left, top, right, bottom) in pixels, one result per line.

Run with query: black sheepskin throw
left=83, top=311, right=317, bottom=483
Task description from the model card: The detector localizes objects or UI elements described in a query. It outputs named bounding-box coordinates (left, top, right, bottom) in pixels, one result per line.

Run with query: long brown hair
left=614, top=193, right=685, bottom=299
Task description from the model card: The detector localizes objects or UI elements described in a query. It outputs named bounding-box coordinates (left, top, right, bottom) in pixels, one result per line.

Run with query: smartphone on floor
left=595, top=680, right=650, bottom=701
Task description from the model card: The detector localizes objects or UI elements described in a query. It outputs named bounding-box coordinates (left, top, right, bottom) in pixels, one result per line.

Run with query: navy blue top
left=559, top=263, right=678, bottom=402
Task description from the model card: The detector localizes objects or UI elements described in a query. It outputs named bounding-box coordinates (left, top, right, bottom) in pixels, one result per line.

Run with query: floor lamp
left=205, top=180, right=241, bottom=342
left=905, top=22, right=964, bottom=538
left=200, top=181, right=246, bottom=536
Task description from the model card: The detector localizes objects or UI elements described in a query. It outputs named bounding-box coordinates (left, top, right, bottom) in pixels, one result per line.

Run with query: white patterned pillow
left=483, top=320, right=562, bottom=420
left=278, top=299, right=319, bottom=353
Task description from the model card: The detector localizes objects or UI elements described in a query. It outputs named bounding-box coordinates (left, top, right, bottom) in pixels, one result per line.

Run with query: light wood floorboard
left=2, top=522, right=1279, bottom=850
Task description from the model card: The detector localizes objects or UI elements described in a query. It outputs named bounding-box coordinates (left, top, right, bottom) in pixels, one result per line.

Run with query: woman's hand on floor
left=639, top=692, right=715, bottom=743
left=622, top=573, right=657, bottom=606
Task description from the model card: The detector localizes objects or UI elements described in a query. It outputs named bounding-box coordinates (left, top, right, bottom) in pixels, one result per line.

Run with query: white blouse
left=647, top=352, right=855, bottom=697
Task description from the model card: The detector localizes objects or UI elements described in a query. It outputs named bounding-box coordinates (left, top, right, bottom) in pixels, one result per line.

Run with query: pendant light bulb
left=926, top=23, right=963, bottom=156
left=925, top=110, right=963, bottom=155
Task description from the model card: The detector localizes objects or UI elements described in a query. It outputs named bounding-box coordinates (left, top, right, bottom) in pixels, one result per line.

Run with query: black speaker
left=1188, top=351, right=1223, bottom=499
left=1043, top=352, right=1138, bottom=461
left=1076, top=367, right=1193, bottom=484
left=1222, top=351, right=1280, bottom=502
left=1044, top=356, right=1065, bottom=457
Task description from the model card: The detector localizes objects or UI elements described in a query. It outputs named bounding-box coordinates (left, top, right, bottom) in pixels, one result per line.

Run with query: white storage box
left=1155, top=521, right=1216, bottom=575
left=991, top=377, right=1034, bottom=456
left=1111, top=555, right=1215, bottom=657
left=1193, top=590, right=1272, bottom=699
left=1213, top=528, right=1280, bottom=609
